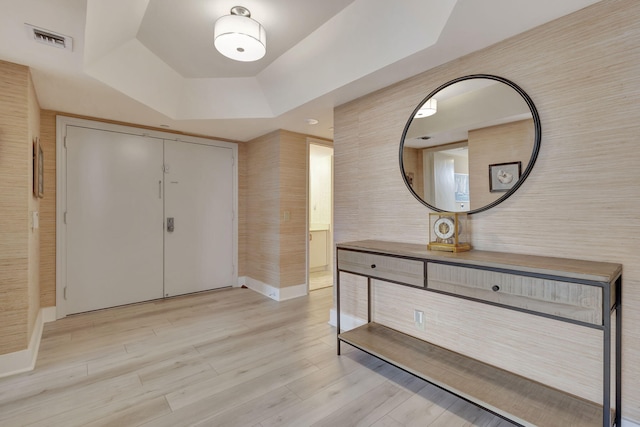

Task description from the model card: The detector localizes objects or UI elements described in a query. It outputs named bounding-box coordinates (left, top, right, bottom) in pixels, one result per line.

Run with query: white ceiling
left=0, top=0, right=601, bottom=142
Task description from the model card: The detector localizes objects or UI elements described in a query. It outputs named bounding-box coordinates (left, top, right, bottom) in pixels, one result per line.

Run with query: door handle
left=167, top=217, right=175, bottom=232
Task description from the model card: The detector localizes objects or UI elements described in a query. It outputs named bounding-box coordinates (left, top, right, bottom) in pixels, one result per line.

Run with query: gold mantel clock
left=428, top=212, right=472, bottom=252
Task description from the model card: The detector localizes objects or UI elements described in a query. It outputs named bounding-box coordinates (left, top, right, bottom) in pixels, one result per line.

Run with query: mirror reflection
left=400, top=75, right=540, bottom=214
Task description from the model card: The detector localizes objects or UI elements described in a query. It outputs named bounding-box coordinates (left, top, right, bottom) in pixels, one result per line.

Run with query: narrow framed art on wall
left=33, top=137, right=44, bottom=198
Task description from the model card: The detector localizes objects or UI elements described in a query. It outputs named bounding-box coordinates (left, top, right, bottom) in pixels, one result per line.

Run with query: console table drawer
left=427, top=263, right=603, bottom=325
left=338, top=250, right=425, bottom=287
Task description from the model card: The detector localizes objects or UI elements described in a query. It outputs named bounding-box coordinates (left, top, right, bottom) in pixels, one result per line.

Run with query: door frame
left=306, top=138, right=334, bottom=292
left=56, top=116, right=238, bottom=319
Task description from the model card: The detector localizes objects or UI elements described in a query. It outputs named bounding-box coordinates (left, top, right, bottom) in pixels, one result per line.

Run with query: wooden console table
left=336, top=240, right=622, bottom=427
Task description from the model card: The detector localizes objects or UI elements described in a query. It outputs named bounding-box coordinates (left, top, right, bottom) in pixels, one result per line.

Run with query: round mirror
left=400, top=74, right=540, bottom=214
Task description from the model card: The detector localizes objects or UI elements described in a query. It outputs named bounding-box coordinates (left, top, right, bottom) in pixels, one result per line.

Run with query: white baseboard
left=244, top=277, right=308, bottom=301
left=279, top=283, right=308, bottom=301
left=0, top=306, right=55, bottom=379
left=42, top=306, right=57, bottom=323
left=623, top=418, right=640, bottom=427
left=328, top=308, right=367, bottom=332
left=237, top=276, right=247, bottom=288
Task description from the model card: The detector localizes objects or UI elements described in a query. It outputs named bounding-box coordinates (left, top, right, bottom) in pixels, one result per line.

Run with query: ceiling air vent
left=25, top=24, right=73, bottom=51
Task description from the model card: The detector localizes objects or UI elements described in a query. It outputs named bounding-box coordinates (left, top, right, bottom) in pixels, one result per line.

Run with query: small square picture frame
left=489, top=161, right=521, bottom=193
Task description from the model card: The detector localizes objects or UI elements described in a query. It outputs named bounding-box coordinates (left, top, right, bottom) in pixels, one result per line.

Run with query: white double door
left=65, top=126, right=234, bottom=314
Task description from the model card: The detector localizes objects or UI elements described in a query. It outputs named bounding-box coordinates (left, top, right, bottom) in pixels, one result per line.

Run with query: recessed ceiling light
left=305, top=118, right=319, bottom=125
left=160, top=124, right=170, bottom=128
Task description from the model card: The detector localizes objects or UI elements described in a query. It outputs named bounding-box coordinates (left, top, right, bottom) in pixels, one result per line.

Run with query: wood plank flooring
left=309, top=271, right=333, bottom=291
left=0, top=287, right=516, bottom=426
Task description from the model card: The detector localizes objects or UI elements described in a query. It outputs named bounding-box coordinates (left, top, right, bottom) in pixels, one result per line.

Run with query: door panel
left=434, top=153, right=456, bottom=212
left=66, top=126, right=164, bottom=314
left=163, top=140, right=234, bottom=297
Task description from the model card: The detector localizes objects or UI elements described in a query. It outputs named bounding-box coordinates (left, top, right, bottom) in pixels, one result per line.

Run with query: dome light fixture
left=214, top=6, right=266, bottom=62
left=414, top=98, right=437, bottom=118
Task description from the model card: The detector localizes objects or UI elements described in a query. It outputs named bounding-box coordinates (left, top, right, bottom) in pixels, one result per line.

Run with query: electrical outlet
left=414, top=309, right=425, bottom=330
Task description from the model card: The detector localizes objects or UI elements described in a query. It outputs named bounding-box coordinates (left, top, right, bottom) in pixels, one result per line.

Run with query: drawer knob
left=492, top=285, right=500, bottom=292
left=371, top=264, right=377, bottom=269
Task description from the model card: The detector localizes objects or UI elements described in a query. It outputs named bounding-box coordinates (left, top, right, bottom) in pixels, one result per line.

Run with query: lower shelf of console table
left=339, top=322, right=610, bottom=427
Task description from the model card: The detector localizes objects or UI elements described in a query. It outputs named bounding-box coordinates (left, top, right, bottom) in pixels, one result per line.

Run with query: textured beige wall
left=27, top=71, right=41, bottom=338
left=401, top=147, right=424, bottom=199
left=39, top=111, right=57, bottom=307
left=237, top=140, right=247, bottom=278
left=246, top=131, right=281, bottom=286
left=278, top=131, right=308, bottom=288
left=0, top=60, right=30, bottom=354
left=335, top=0, right=640, bottom=419
left=245, top=130, right=321, bottom=289
left=468, top=119, right=534, bottom=209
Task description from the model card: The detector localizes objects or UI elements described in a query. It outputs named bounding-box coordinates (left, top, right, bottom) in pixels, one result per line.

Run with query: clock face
left=434, top=217, right=455, bottom=240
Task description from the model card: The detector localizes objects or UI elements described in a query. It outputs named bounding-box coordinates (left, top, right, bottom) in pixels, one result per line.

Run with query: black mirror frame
left=399, top=74, right=541, bottom=215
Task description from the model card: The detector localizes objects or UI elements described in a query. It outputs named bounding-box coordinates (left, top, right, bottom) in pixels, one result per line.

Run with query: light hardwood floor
left=0, top=287, right=515, bottom=426
left=309, top=271, right=333, bottom=291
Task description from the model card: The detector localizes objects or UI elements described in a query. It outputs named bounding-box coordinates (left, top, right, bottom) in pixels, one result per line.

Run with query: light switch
left=414, top=309, right=425, bottom=330
left=32, top=211, right=39, bottom=230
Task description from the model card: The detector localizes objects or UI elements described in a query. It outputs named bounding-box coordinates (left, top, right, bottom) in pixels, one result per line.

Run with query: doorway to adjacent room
left=308, top=142, right=334, bottom=291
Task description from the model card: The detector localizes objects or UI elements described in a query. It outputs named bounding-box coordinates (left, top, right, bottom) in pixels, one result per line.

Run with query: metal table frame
left=336, top=247, right=622, bottom=427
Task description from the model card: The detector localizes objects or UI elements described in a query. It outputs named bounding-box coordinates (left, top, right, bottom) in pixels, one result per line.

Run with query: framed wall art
left=33, top=137, right=44, bottom=198
left=489, top=161, right=521, bottom=193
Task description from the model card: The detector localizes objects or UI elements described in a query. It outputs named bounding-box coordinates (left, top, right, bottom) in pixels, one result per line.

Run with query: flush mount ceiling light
left=414, top=98, right=437, bottom=118
left=214, top=6, right=266, bottom=62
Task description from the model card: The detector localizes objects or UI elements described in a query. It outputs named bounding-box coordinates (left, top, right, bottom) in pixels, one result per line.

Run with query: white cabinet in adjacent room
left=309, top=229, right=328, bottom=270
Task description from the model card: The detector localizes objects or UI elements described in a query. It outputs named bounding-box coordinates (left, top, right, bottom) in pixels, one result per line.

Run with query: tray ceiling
left=0, top=0, right=602, bottom=141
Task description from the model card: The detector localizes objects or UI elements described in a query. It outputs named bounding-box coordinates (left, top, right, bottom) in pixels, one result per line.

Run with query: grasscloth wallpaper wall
left=39, top=111, right=57, bottom=308
left=278, top=131, right=308, bottom=289
left=468, top=119, right=533, bottom=209
left=246, top=131, right=282, bottom=287
left=245, top=129, right=319, bottom=291
left=334, top=0, right=640, bottom=421
left=0, top=61, right=42, bottom=356
left=27, top=72, right=41, bottom=341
